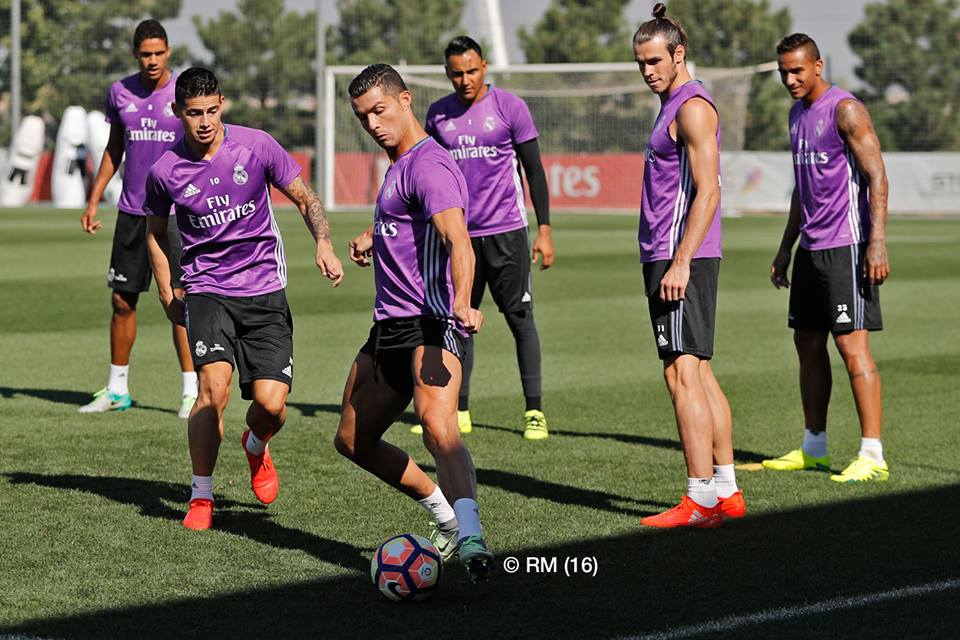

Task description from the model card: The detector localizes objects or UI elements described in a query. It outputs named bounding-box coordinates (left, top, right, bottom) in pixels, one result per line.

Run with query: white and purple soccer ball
left=370, top=533, right=442, bottom=601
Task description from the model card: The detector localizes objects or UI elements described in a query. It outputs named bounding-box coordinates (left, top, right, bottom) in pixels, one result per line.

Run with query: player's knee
left=333, top=430, right=356, bottom=460
left=197, top=380, right=230, bottom=412
left=505, top=309, right=536, bottom=336
left=253, top=395, right=285, bottom=420
left=419, top=411, right=461, bottom=453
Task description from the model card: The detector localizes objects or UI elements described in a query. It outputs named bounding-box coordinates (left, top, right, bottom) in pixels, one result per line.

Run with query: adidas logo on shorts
left=657, top=334, right=669, bottom=348
left=836, top=311, right=852, bottom=324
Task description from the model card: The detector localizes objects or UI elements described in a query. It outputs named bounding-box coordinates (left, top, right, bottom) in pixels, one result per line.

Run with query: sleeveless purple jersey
left=789, top=86, right=871, bottom=250
left=639, top=81, right=722, bottom=263
left=104, top=73, right=180, bottom=215
left=143, top=125, right=301, bottom=297
left=372, top=137, right=469, bottom=324
left=425, top=86, right=537, bottom=237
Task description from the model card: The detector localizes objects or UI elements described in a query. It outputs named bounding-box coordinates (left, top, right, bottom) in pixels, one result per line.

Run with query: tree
left=848, top=0, right=960, bottom=151
left=194, top=0, right=316, bottom=150
left=0, top=0, right=183, bottom=145
left=327, top=0, right=467, bottom=66
left=667, top=0, right=793, bottom=150
left=517, top=0, right=631, bottom=63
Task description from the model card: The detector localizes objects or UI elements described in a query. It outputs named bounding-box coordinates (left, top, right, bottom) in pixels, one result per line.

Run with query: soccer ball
left=370, top=533, right=443, bottom=601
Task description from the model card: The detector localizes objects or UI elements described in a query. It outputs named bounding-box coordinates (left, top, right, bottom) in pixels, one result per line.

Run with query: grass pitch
left=0, top=208, right=958, bottom=639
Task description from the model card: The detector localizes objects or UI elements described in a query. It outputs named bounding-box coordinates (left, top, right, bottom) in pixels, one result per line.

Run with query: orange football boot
left=641, top=496, right=722, bottom=529
left=717, top=491, right=746, bottom=519
left=183, top=498, right=214, bottom=530
left=242, top=429, right=279, bottom=504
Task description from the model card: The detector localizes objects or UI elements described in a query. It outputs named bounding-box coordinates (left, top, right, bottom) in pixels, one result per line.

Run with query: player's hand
left=454, top=304, right=483, bottom=334
left=349, top=230, right=373, bottom=267
left=532, top=225, right=555, bottom=270
left=81, top=203, right=102, bottom=235
left=164, top=297, right=186, bottom=326
left=316, top=240, right=344, bottom=287
left=865, top=238, right=889, bottom=286
left=659, top=260, right=690, bottom=302
left=771, top=248, right=791, bottom=289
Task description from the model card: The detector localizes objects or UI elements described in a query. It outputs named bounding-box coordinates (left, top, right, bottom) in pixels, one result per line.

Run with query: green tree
left=0, top=0, right=182, bottom=145
left=517, top=0, right=631, bottom=63
left=667, top=0, right=792, bottom=150
left=194, top=0, right=315, bottom=150
left=848, top=0, right=960, bottom=151
left=327, top=0, right=466, bottom=65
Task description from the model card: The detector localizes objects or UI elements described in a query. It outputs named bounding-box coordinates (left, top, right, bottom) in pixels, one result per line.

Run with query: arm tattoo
left=285, top=177, right=330, bottom=241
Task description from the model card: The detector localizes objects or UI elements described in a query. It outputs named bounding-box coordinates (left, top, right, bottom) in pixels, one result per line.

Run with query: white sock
left=182, top=372, right=198, bottom=398
left=453, top=498, right=483, bottom=541
left=859, top=437, right=884, bottom=464
left=190, top=474, right=214, bottom=502
left=107, top=364, right=129, bottom=396
left=687, top=477, right=718, bottom=508
left=802, top=428, right=828, bottom=458
left=417, top=486, right=457, bottom=527
left=713, top=464, right=739, bottom=499
left=245, top=431, right=267, bottom=456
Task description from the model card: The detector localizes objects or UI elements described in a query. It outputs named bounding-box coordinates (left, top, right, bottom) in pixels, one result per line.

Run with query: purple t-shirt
left=789, top=86, right=871, bottom=250
left=372, top=137, right=469, bottom=324
left=105, top=73, right=180, bottom=215
left=425, top=86, right=537, bottom=237
left=143, top=124, right=301, bottom=297
left=639, top=81, right=723, bottom=263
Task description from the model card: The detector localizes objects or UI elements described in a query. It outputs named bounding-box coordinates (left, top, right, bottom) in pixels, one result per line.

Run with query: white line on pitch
left=614, top=578, right=960, bottom=640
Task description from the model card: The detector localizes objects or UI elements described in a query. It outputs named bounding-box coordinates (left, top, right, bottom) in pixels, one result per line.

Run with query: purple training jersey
left=143, top=124, right=301, bottom=297
left=789, top=86, right=871, bottom=250
left=372, top=137, right=469, bottom=324
left=639, top=81, right=722, bottom=263
left=425, top=86, right=537, bottom=237
left=104, top=73, right=180, bottom=215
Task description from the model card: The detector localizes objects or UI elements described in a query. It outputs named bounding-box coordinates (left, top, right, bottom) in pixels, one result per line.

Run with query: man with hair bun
left=764, top=33, right=891, bottom=484
left=633, top=3, right=743, bottom=528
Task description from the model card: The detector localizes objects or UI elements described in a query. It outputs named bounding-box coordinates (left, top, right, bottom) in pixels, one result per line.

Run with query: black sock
left=525, top=396, right=542, bottom=412
left=458, top=395, right=469, bottom=412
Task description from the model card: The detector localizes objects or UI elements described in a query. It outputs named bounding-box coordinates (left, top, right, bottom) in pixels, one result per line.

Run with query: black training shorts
left=789, top=243, right=882, bottom=334
left=359, top=316, right=465, bottom=396
left=108, top=212, right=184, bottom=292
left=184, top=289, right=293, bottom=400
left=643, top=258, right=720, bottom=360
left=470, top=228, right=533, bottom=313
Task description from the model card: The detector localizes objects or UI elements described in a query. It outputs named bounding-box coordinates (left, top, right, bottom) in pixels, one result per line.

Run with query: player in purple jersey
left=335, top=64, right=493, bottom=582
left=764, top=34, right=891, bottom=484
left=634, top=4, right=742, bottom=529
left=143, top=68, right=343, bottom=530
left=79, top=20, right=196, bottom=418
left=423, top=36, right=554, bottom=440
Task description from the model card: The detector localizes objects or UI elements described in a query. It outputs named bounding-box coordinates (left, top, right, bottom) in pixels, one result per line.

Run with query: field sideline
left=1, top=208, right=958, bottom=639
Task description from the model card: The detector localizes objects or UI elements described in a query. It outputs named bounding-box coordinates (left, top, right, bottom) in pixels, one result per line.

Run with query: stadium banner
left=11, top=151, right=960, bottom=215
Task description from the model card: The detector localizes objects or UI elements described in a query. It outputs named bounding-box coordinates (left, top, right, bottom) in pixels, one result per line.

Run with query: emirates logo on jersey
left=483, top=116, right=496, bottom=132
left=233, top=164, right=248, bottom=185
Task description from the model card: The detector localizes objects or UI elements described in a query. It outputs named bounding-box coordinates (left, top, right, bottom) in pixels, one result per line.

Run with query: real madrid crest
left=164, top=103, right=174, bottom=117
left=483, top=116, right=496, bottom=132
left=233, top=164, right=248, bottom=185
left=815, top=118, right=825, bottom=138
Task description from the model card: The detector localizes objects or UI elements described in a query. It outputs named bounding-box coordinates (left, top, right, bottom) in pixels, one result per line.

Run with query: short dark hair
left=445, top=36, right=483, bottom=60
left=776, top=33, right=821, bottom=60
left=175, top=67, right=221, bottom=107
left=348, top=64, right=409, bottom=99
left=633, top=3, right=688, bottom=56
left=133, top=19, right=168, bottom=51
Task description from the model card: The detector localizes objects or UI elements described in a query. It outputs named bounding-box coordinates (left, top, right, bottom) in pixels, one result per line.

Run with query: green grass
left=0, top=208, right=958, bottom=639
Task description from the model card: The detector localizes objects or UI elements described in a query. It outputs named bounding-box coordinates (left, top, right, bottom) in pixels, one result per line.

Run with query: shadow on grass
left=1, top=483, right=957, bottom=639
left=3, top=473, right=369, bottom=572
left=0, top=386, right=178, bottom=416
left=421, top=464, right=668, bottom=518
left=474, top=421, right=770, bottom=463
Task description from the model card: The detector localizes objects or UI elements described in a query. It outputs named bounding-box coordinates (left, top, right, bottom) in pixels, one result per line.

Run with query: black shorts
left=789, top=244, right=882, bottom=334
left=184, top=290, right=293, bottom=400
left=359, top=316, right=465, bottom=396
left=107, top=212, right=184, bottom=293
left=471, top=228, right=533, bottom=313
left=643, top=258, right=720, bottom=360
